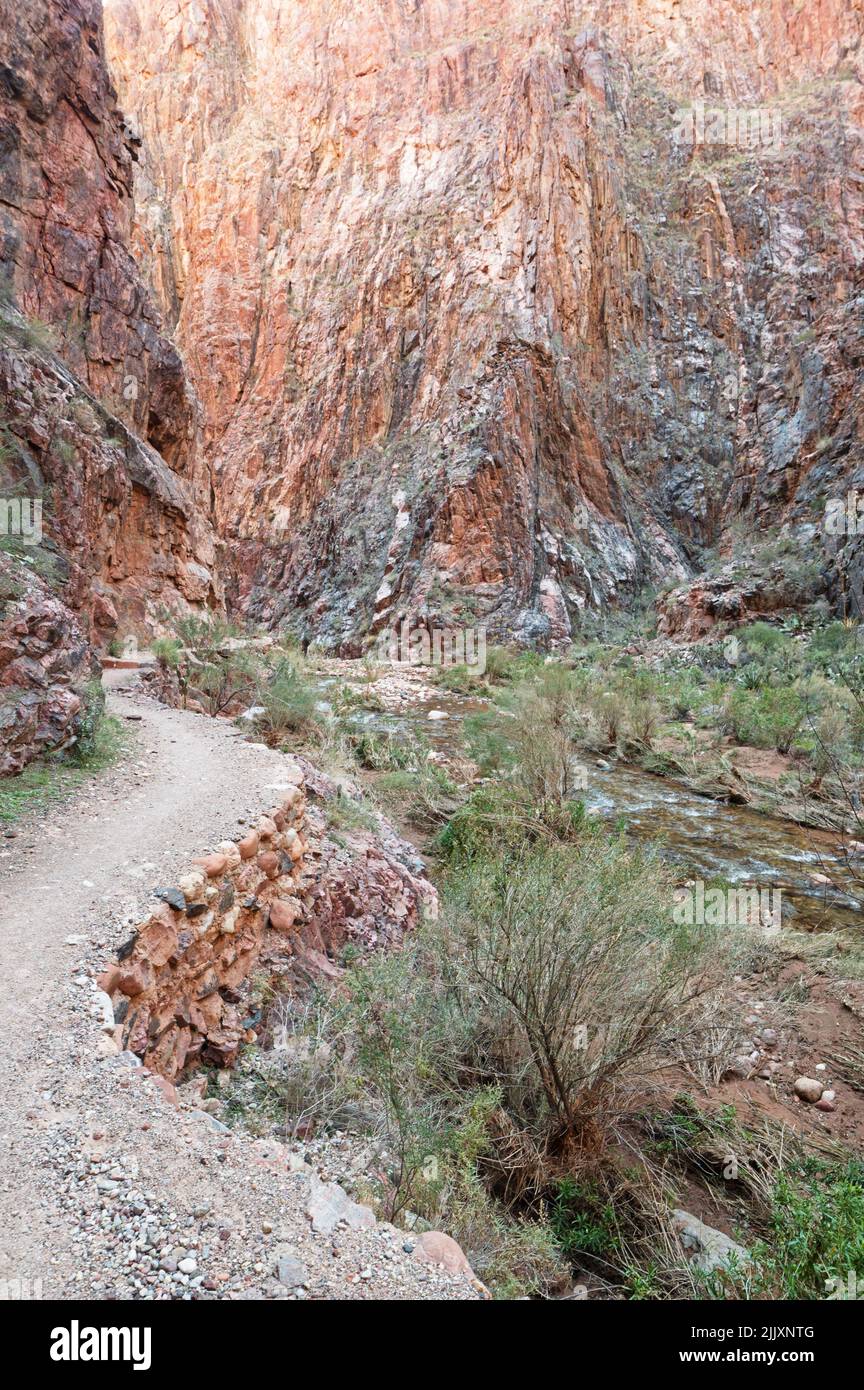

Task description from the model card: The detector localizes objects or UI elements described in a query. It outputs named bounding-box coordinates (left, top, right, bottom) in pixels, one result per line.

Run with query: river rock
left=673, top=1210, right=750, bottom=1275
left=304, top=1173, right=375, bottom=1236
left=794, top=1076, right=824, bottom=1103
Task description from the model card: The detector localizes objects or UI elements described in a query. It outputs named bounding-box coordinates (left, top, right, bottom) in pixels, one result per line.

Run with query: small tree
left=447, top=840, right=721, bottom=1147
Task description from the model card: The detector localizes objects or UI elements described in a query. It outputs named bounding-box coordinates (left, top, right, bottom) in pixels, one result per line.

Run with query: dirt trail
left=0, top=675, right=476, bottom=1300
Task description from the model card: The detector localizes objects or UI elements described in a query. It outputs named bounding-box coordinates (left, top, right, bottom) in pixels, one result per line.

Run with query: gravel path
left=0, top=675, right=478, bottom=1301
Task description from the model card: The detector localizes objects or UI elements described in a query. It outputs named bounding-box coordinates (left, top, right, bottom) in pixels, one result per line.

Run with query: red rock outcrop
left=0, top=0, right=221, bottom=770
left=0, top=0, right=192, bottom=459
left=104, top=0, right=864, bottom=648
left=0, top=551, right=102, bottom=774
left=0, top=0, right=219, bottom=641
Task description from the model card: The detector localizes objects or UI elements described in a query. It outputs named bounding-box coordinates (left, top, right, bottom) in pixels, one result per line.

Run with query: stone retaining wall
left=97, top=757, right=435, bottom=1079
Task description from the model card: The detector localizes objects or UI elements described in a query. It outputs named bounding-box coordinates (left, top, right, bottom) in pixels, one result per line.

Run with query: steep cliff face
left=103, top=0, right=864, bottom=649
left=0, top=0, right=219, bottom=643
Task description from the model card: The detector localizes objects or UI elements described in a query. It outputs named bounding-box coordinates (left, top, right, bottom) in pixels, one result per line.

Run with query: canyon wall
left=0, top=0, right=218, bottom=642
left=104, top=0, right=864, bottom=649
left=0, top=0, right=223, bottom=768
left=2, top=0, right=863, bottom=683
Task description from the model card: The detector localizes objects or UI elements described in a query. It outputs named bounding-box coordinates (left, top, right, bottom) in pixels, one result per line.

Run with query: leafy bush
left=462, top=709, right=516, bottom=775
left=350, top=728, right=427, bottom=771
left=70, top=679, right=106, bottom=763
left=324, top=790, right=378, bottom=833
left=739, top=622, right=789, bottom=657
left=721, top=685, right=807, bottom=753
left=435, top=662, right=487, bottom=693
left=436, top=783, right=530, bottom=861
left=254, top=657, right=320, bottom=742
left=657, top=666, right=705, bottom=720
left=802, top=702, right=853, bottom=778
left=158, top=613, right=260, bottom=715
left=749, top=1159, right=864, bottom=1299
left=807, top=621, right=858, bottom=672
left=152, top=636, right=182, bottom=668
left=375, top=764, right=459, bottom=829
left=446, top=839, right=722, bottom=1142
left=507, top=672, right=583, bottom=806
left=196, top=645, right=259, bottom=716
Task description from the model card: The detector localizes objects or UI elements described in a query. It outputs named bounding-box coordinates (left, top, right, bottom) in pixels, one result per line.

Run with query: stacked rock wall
left=97, top=757, right=435, bottom=1079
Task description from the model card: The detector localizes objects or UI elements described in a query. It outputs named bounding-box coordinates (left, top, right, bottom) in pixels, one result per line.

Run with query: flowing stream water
left=319, top=678, right=864, bottom=936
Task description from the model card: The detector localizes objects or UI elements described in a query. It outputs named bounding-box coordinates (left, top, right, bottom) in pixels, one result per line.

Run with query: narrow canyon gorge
left=4, top=0, right=864, bottom=708
left=2, top=0, right=864, bottom=1319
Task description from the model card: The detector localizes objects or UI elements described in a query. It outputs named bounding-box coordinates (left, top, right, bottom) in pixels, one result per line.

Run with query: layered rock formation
left=0, top=0, right=220, bottom=769
left=104, top=0, right=864, bottom=648
left=0, top=549, right=101, bottom=774
left=0, top=0, right=219, bottom=635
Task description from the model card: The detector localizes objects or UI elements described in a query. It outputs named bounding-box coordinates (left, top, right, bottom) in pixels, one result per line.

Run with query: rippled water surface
left=322, top=679, right=864, bottom=934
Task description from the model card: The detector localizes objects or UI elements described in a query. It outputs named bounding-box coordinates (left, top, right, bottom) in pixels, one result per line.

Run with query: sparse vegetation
left=0, top=708, right=126, bottom=825
left=145, top=609, right=864, bottom=1299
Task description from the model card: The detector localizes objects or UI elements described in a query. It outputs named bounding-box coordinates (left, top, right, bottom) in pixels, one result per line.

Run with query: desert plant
left=721, top=685, right=807, bottom=753
left=447, top=839, right=722, bottom=1145
left=70, top=679, right=106, bottom=763
left=195, top=644, right=258, bottom=716
left=748, top=1158, right=864, bottom=1300
left=152, top=635, right=182, bottom=668
left=252, top=656, right=320, bottom=741
left=375, top=764, right=460, bottom=829
left=349, top=728, right=427, bottom=771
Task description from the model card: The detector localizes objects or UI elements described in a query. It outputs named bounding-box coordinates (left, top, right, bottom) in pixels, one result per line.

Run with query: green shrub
left=436, top=783, right=530, bottom=861
left=803, top=702, right=853, bottom=777
left=375, top=764, right=459, bottom=829
left=807, top=621, right=857, bottom=667
left=350, top=728, right=427, bottom=771
left=324, top=790, right=378, bottom=833
left=749, top=1159, right=864, bottom=1300
left=657, top=666, right=705, bottom=720
left=435, top=662, right=485, bottom=693
left=721, top=685, right=807, bottom=752
left=551, top=1176, right=619, bottom=1259
left=446, top=838, right=722, bottom=1139
left=462, top=709, right=516, bottom=775
left=254, top=657, right=320, bottom=742
left=0, top=707, right=125, bottom=823
left=196, top=645, right=259, bottom=716
left=70, top=679, right=106, bottom=763
left=152, top=635, right=182, bottom=668
left=739, top=622, right=789, bottom=656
